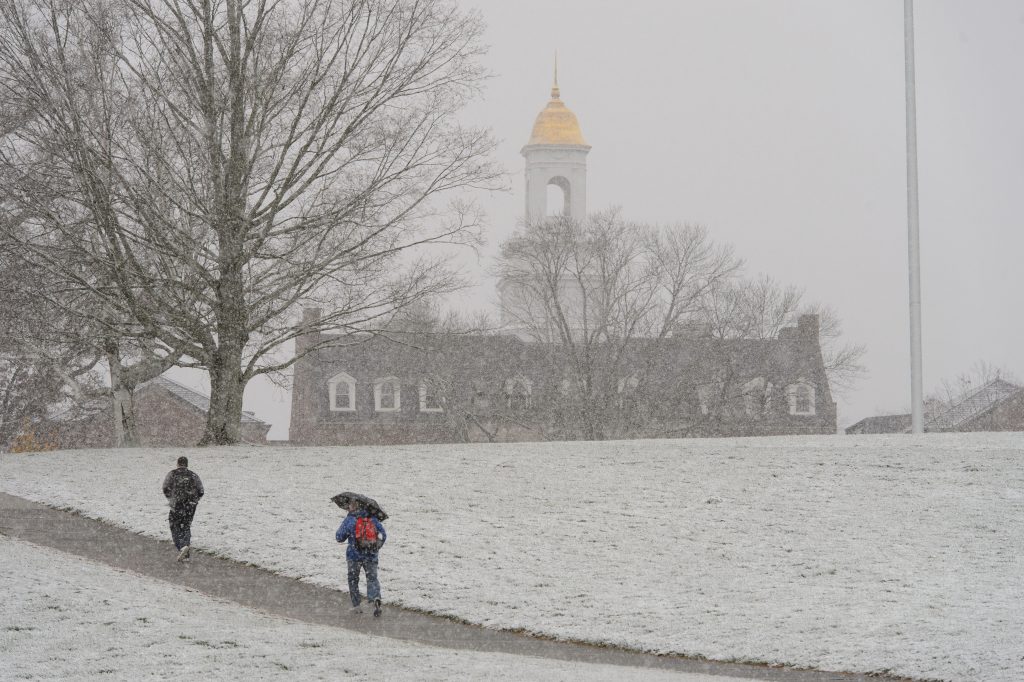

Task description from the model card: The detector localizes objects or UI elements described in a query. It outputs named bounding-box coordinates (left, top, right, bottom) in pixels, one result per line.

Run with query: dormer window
left=617, top=375, right=639, bottom=409
left=743, top=377, right=766, bottom=417
left=374, top=377, right=401, bottom=412
left=504, top=376, right=532, bottom=410
left=471, top=379, right=490, bottom=408
left=328, top=372, right=356, bottom=412
left=419, top=381, right=443, bottom=413
left=697, top=383, right=721, bottom=416
left=787, top=381, right=815, bottom=416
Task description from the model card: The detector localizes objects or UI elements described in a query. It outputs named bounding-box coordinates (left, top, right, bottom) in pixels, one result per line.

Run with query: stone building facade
left=289, top=72, right=838, bottom=445
left=288, top=311, right=837, bottom=446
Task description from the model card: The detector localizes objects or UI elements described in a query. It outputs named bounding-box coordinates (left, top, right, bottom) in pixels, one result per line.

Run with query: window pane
left=381, top=382, right=395, bottom=409
left=338, top=382, right=351, bottom=409
left=424, top=390, right=439, bottom=410
left=796, top=386, right=811, bottom=413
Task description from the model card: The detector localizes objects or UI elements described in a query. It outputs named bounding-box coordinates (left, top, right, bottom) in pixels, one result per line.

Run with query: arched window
left=419, top=380, right=443, bottom=413
left=374, top=376, right=401, bottom=412
left=470, top=379, right=490, bottom=408
left=697, top=382, right=722, bottom=416
left=616, top=374, right=640, bottom=409
left=328, top=372, right=356, bottom=412
left=743, top=377, right=766, bottom=417
left=787, top=381, right=815, bottom=416
left=504, top=376, right=533, bottom=410
left=546, top=176, right=571, bottom=217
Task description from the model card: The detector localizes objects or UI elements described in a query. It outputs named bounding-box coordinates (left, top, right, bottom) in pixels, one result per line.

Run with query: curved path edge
left=0, top=492, right=917, bottom=682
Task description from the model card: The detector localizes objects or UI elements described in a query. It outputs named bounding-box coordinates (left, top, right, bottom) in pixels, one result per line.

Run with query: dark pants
left=347, top=557, right=380, bottom=606
left=169, top=503, right=197, bottom=550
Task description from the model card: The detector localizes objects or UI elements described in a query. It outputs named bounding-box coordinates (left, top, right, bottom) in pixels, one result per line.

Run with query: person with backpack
left=162, top=456, right=204, bottom=563
left=335, top=498, right=386, bottom=616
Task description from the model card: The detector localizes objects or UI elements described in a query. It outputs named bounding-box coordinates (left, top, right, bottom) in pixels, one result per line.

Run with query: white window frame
left=374, top=376, right=401, bottom=412
left=504, top=376, right=533, bottom=410
left=419, top=381, right=443, bottom=413
left=471, top=379, right=490, bottom=408
left=616, top=375, right=639, bottom=408
left=787, top=381, right=816, bottom=416
left=743, top=377, right=766, bottom=417
left=697, top=383, right=720, bottom=416
left=328, top=372, right=357, bottom=412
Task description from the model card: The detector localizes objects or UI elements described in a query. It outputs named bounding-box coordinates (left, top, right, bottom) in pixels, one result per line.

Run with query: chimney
left=290, top=307, right=322, bottom=444
left=797, top=314, right=819, bottom=340
left=295, top=307, right=322, bottom=355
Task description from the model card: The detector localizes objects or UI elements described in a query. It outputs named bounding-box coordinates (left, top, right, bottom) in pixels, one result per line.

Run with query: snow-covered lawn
left=1, top=536, right=723, bottom=681
left=2, top=432, right=1022, bottom=681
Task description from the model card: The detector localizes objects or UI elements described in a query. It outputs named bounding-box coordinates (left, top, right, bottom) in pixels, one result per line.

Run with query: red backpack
left=354, top=517, right=380, bottom=552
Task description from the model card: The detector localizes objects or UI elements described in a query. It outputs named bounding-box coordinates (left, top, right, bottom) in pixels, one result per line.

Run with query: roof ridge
left=927, top=377, right=1021, bottom=429
left=143, top=375, right=268, bottom=426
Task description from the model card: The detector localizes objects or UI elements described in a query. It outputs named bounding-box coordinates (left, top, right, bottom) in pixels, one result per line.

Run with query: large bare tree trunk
left=111, top=385, right=138, bottom=448
left=201, top=356, right=244, bottom=445
left=200, top=242, right=248, bottom=445
left=105, top=344, right=140, bottom=447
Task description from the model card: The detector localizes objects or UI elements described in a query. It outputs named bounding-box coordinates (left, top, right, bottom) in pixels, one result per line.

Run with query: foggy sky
left=452, top=0, right=1024, bottom=428
left=174, top=1, right=1024, bottom=436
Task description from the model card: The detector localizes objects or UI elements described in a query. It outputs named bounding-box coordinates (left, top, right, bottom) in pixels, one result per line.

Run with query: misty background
left=170, top=0, right=1024, bottom=438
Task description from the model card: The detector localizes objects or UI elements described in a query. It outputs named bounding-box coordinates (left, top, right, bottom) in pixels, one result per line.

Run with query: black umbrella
left=331, top=492, right=388, bottom=521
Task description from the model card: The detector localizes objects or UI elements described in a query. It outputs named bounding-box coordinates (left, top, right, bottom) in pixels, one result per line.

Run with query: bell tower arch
left=521, top=64, right=591, bottom=221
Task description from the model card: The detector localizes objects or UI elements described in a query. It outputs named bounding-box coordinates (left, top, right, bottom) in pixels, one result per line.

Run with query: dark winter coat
left=336, top=510, right=386, bottom=562
left=162, top=467, right=204, bottom=507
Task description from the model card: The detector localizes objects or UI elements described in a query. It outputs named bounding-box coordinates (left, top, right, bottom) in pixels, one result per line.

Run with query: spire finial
left=551, top=51, right=560, bottom=99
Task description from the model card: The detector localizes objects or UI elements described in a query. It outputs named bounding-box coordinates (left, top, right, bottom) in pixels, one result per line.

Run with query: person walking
left=336, top=498, right=386, bottom=616
left=162, top=456, right=204, bottom=562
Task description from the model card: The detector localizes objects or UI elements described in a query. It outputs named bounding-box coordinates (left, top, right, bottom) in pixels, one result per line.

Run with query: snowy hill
left=2, top=432, right=1022, bottom=681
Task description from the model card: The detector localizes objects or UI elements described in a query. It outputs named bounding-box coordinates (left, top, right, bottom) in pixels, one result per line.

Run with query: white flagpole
left=905, top=0, right=924, bottom=434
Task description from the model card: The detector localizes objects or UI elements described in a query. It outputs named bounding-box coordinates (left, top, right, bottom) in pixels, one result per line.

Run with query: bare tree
left=928, top=360, right=1018, bottom=410
left=0, top=242, right=101, bottom=448
left=0, top=0, right=501, bottom=444
left=373, top=300, right=520, bottom=443
left=496, top=210, right=740, bottom=439
left=696, top=275, right=866, bottom=397
left=1, top=167, right=186, bottom=447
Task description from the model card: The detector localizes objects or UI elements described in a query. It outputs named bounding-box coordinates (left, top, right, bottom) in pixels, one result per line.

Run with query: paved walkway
left=0, top=492, right=915, bottom=682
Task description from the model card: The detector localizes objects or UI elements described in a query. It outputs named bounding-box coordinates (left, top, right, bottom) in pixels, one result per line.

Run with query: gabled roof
left=140, top=376, right=267, bottom=425
left=845, top=414, right=912, bottom=435
left=926, top=378, right=1022, bottom=431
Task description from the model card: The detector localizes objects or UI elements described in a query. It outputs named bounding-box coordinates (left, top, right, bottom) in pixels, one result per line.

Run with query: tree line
left=393, top=211, right=867, bottom=442
left=0, top=1, right=870, bottom=449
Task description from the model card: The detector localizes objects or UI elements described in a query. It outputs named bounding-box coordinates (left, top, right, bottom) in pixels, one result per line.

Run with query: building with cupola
left=287, top=72, right=837, bottom=445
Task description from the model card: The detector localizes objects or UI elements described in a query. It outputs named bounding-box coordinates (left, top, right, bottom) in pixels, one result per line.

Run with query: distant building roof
left=48, top=376, right=268, bottom=426
left=925, top=378, right=1022, bottom=431
left=140, top=376, right=267, bottom=425
left=846, top=378, right=1023, bottom=435
left=845, top=414, right=912, bottom=435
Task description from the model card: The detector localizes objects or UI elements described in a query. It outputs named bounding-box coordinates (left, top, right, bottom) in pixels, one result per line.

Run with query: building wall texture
left=46, top=385, right=270, bottom=449
left=289, top=314, right=837, bottom=446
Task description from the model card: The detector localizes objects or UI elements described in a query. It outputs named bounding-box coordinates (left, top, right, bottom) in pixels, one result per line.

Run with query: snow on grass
left=0, top=536, right=720, bottom=681
left=2, top=432, right=1023, bottom=681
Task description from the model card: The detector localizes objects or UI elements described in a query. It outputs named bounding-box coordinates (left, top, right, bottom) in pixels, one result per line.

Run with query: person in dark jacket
left=336, top=499, right=387, bottom=616
left=162, top=456, right=204, bottom=562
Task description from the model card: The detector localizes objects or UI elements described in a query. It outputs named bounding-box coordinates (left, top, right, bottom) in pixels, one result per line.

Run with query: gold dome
left=526, top=83, right=588, bottom=147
